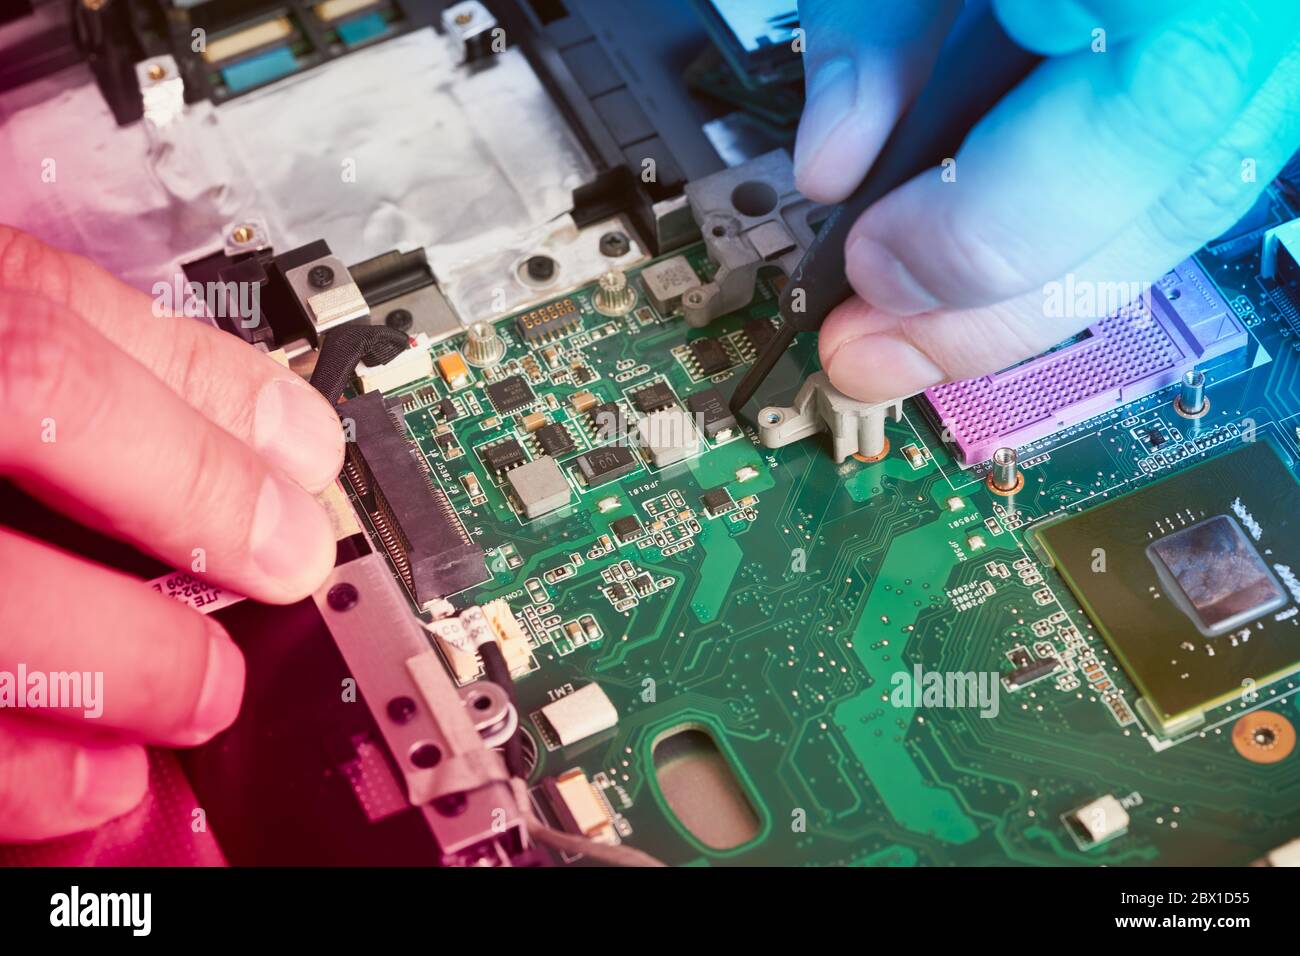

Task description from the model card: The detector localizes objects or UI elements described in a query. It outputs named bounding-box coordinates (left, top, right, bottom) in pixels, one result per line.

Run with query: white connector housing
left=757, top=371, right=905, bottom=462
left=356, top=332, right=432, bottom=394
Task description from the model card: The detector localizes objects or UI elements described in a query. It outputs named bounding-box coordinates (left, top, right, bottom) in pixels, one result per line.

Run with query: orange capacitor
left=437, top=351, right=471, bottom=389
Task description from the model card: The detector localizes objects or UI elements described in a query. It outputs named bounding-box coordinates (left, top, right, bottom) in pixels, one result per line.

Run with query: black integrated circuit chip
left=1005, top=656, right=1060, bottom=689
left=575, top=444, right=637, bottom=486
left=437, top=397, right=459, bottom=421
left=630, top=381, right=676, bottom=413
left=535, top=422, right=576, bottom=458
left=688, top=337, right=732, bottom=376
left=744, top=318, right=777, bottom=352
left=486, top=374, right=535, bottom=414
left=589, top=402, right=628, bottom=442
left=701, top=487, right=733, bottom=515
left=610, top=515, right=642, bottom=542
left=686, top=388, right=738, bottom=439
left=482, top=438, right=526, bottom=473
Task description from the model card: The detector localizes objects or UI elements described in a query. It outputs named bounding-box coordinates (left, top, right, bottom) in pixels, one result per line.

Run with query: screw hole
left=327, top=583, right=359, bottom=611
left=387, top=696, right=417, bottom=724
left=409, top=742, right=443, bottom=768
left=730, top=180, right=778, bottom=217
left=524, top=255, right=556, bottom=282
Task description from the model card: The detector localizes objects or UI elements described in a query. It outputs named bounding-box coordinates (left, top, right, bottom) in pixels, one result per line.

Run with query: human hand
left=0, top=227, right=344, bottom=841
left=794, top=0, right=1300, bottom=400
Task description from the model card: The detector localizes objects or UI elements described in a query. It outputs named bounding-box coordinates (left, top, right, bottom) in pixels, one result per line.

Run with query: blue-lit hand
left=795, top=0, right=1300, bottom=400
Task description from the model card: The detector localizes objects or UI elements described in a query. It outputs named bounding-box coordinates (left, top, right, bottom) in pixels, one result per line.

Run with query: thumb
left=794, top=0, right=962, bottom=202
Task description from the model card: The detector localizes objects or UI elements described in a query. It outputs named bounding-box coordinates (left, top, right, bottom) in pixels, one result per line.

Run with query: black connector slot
left=342, top=391, right=489, bottom=606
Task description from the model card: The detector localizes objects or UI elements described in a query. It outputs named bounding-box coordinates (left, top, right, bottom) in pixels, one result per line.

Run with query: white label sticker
left=147, top=571, right=243, bottom=614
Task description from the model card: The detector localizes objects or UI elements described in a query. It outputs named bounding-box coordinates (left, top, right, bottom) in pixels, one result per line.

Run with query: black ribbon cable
left=309, top=324, right=410, bottom=405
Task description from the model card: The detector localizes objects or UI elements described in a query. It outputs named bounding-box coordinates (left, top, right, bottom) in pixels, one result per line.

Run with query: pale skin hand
left=794, top=0, right=1300, bottom=401
left=0, top=227, right=345, bottom=841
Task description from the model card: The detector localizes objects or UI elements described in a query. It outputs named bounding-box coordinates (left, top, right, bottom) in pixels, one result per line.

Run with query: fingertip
left=993, top=0, right=1192, bottom=55
left=249, top=472, right=338, bottom=604
left=793, top=57, right=885, bottom=203
left=175, top=623, right=246, bottom=746
left=74, top=742, right=149, bottom=822
left=253, top=377, right=346, bottom=494
left=793, top=1, right=965, bottom=202
left=824, top=331, right=945, bottom=403
left=992, top=0, right=1100, bottom=56
left=820, top=295, right=882, bottom=365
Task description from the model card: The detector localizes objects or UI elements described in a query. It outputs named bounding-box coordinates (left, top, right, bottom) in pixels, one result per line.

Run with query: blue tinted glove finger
left=841, top=0, right=1300, bottom=317
left=993, top=0, right=1190, bottom=54
left=794, top=0, right=962, bottom=202
left=821, top=38, right=1300, bottom=401
left=796, top=0, right=1186, bottom=203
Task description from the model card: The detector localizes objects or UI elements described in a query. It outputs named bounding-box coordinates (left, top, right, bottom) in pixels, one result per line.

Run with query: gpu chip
left=1147, top=515, right=1286, bottom=637
left=1033, top=441, right=1300, bottom=735
left=486, top=375, right=535, bottom=414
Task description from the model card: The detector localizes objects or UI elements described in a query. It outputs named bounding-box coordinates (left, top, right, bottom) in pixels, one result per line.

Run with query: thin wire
left=510, top=779, right=667, bottom=867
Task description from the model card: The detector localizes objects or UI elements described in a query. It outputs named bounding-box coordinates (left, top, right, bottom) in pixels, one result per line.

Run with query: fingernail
left=846, top=236, right=942, bottom=316
left=793, top=57, right=858, bottom=183
left=74, top=744, right=148, bottom=818
left=250, top=472, right=334, bottom=599
left=253, top=378, right=345, bottom=492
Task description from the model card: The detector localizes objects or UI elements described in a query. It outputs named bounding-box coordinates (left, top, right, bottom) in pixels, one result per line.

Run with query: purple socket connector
left=923, top=261, right=1247, bottom=467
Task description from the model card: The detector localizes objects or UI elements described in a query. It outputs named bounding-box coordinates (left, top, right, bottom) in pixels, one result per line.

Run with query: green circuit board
left=348, top=186, right=1300, bottom=867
